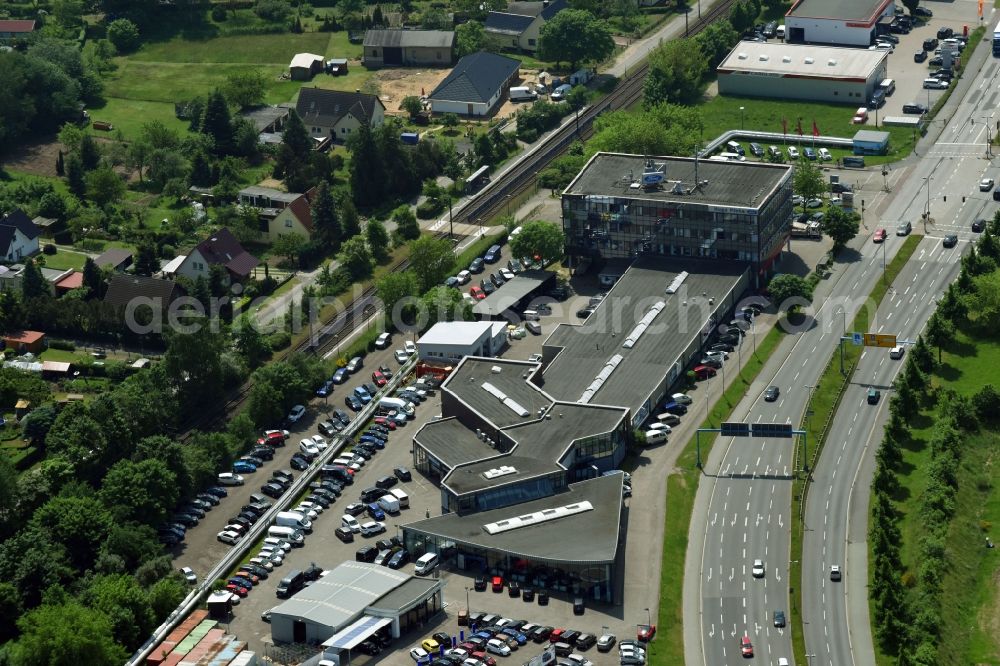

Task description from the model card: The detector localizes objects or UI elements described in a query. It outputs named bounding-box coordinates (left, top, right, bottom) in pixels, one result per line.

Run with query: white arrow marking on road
left=711, top=512, right=717, bottom=527
left=709, top=624, right=715, bottom=638
left=730, top=568, right=735, bottom=582
left=778, top=514, right=784, bottom=528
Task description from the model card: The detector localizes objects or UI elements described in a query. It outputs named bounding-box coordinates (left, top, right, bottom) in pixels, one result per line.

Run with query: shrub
left=415, top=199, right=443, bottom=219
left=48, top=339, right=76, bottom=351
left=211, top=5, right=227, bottom=20
left=254, top=0, right=292, bottom=21
left=267, top=331, right=291, bottom=350
left=107, top=18, right=140, bottom=52
left=43, top=243, right=57, bottom=255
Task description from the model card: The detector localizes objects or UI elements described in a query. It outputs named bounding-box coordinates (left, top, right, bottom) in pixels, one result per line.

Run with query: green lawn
left=40, top=249, right=89, bottom=271
left=40, top=348, right=87, bottom=363
left=131, top=31, right=335, bottom=64
left=870, top=327, right=1000, bottom=665
left=86, top=97, right=186, bottom=141
left=699, top=95, right=917, bottom=164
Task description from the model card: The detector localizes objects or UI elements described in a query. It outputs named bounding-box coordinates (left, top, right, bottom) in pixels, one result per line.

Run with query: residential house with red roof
left=237, top=186, right=316, bottom=243
left=174, top=228, right=260, bottom=286
left=0, top=20, right=36, bottom=39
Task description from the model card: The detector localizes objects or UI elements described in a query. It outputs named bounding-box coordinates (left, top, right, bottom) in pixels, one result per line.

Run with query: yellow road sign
left=863, top=333, right=897, bottom=348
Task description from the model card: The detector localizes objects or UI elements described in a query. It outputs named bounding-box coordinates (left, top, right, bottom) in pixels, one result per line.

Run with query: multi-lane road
left=688, top=23, right=1000, bottom=666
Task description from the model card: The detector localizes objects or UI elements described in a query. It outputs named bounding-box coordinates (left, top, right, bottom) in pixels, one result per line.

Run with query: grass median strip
left=652, top=324, right=785, bottom=665
left=788, top=234, right=921, bottom=664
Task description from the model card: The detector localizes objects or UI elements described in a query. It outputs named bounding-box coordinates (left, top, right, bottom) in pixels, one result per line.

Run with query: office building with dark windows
left=561, top=153, right=793, bottom=286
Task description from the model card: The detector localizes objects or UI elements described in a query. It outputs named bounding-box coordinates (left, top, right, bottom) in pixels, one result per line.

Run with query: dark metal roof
left=403, top=474, right=625, bottom=565
left=296, top=88, right=385, bottom=129
left=484, top=11, right=535, bottom=35
left=444, top=357, right=550, bottom=428
left=363, top=29, right=455, bottom=49
left=413, top=417, right=502, bottom=469
left=365, top=577, right=441, bottom=613
left=0, top=209, right=40, bottom=253
left=472, top=269, right=555, bottom=318
left=103, top=274, right=178, bottom=307
left=429, top=52, right=520, bottom=104
left=93, top=247, right=133, bottom=269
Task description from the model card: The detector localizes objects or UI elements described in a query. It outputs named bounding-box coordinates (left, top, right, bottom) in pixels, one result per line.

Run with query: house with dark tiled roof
left=0, top=20, right=35, bottom=40
left=362, top=29, right=456, bottom=68
left=427, top=52, right=521, bottom=117
left=174, top=228, right=260, bottom=286
left=0, top=209, right=40, bottom=263
left=237, top=186, right=317, bottom=243
left=93, top=247, right=134, bottom=272
left=484, top=0, right=566, bottom=52
left=104, top=273, right=180, bottom=309
left=295, top=88, right=385, bottom=143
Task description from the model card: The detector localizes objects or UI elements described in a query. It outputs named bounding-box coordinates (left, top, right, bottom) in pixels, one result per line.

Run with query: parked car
left=217, top=472, right=244, bottom=486
left=287, top=404, right=306, bottom=423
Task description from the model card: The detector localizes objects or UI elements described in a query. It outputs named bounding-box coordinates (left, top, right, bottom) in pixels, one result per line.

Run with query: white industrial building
left=417, top=321, right=509, bottom=363
left=717, top=41, right=887, bottom=104
left=269, top=562, right=443, bottom=648
left=785, top=0, right=894, bottom=46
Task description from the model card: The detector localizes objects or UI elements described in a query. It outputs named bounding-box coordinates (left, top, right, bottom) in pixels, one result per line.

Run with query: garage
left=382, top=46, right=402, bottom=65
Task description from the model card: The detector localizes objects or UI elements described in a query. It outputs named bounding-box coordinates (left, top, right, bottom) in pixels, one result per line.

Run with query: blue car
left=500, top=629, right=528, bottom=645
left=473, top=630, right=494, bottom=641
left=206, top=486, right=228, bottom=498
left=366, top=503, right=385, bottom=520
left=229, top=576, right=254, bottom=590
left=662, top=401, right=688, bottom=415
left=359, top=435, right=386, bottom=449
left=354, top=386, right=372, bottom=404
left=345, top=395, right=363, bottom=411
left=803, top=147, right=817, bottom=160
left=332, top=367, right=349, bottom=384
left=316, top=380, right=334, bottom=397
left=233, top=460, right=257, bottom=473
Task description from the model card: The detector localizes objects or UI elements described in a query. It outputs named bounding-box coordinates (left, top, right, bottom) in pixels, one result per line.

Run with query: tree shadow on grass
left=138, top=8, right=219, bottom=44
left=946, top=337, right=977, bottom=357
left=889, top=480, right=911, bottom=502
left=936, top=362, right=962, bottom=382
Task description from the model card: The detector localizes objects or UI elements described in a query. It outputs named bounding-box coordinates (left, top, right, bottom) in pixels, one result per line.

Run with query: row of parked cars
left=158, top=485, right=233, bottom=546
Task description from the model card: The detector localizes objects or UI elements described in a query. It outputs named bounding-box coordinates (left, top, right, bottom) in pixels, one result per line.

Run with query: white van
left=275, top=510, right=312, bottom=533
left=671, top=392, right=692, bottom=405
left=718, top=152, right=745, bottom=162
left=879, top=78, right=895, bottom=96
left=414, top=553, right=439, bottom=576
left=509, top=86, right=538, bottom=102
left=389, top=488, right=410, bottom=509
left=775, top=24, right=785, bottom=39
left=341, top=515, right=361, bottom=532
left=379, top=397, right=415, bottom=417
left=378, top=495, right=401, bottom=515
left=267, top=525, right=304, bottom=545
left=644, top=430, right=668, bottom=445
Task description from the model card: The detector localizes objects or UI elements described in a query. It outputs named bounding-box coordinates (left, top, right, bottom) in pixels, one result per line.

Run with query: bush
left=48, top=339, right=76, bottom=351
left=415, top=199, right=443, bottom=219
left=254, top=0, right=293, bottom=21
left=211, top=5, right=228, bottom=20
left=43, top=243, right=57, bottom=255
left=107, top=18, right=140, bottom=52
left=79, top=238, right=106, bottom=252
left=267, top=331, right=291, bottom=350
left=517, top=128, right=538, bottom=143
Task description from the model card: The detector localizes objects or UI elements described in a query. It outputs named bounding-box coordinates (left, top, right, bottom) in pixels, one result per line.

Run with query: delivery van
left=275, top=510, right=312, bottom=533
left=267, top=525, right=304, bottom=545
left=378, top=494, right=401, bottom=515
left=389, top=488, right=410, bottom=509
left=414, top=553, right=439, bottom=576
left=276, top=570, right=304, bottom=598
left=644, top=430, right=668, bottom=445
left=509, top=86, right=538, bottom=102
left=378, top=397, right=415, bottom=417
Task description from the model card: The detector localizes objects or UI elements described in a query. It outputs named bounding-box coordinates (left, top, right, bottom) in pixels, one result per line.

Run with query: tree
left=222, top=69, right=267, bottom=110
left=65, top=153, right=87, bottom=199
left=21, top=259, right=48, bottom=300
left=147, top=148, right=188, bottom=190
left=695, top=20, right=739, bottom=70
left=377, top=271, right=418, bottom=322
left=85, top=166, right=126, bottom=206
left=409, top=235, right=454, bottom=293
left=82, top=574, right=155, bottom=652
left=339, top=235, right=374, bottom=280
left=394, top=206, right=421, bottom=241
left=249, top=379, right=284, bottom=427
left=644, top=38, right=708, bottom=105
left=164, top=327, right=226, bottom=409
left=421, top=285, right=471, bottom=328
left=340, top=196, right=362, bottom=238
left=53, top=0, right=85, bottom=29
left=273, top=233, right=307, bottom=266
left=909, top=334, right=935, bottom=373
left=971, top=271, right=1000, bottom=329
left=107, top=18, right=140, bottom=53
left=366, top=219, right=390, bottom=262
left=937, top=282, right=966, bottom=324
left=30, top=495, right=114, bottom=569
left=565, top=85, right=588, bottom=111
left=234, top=316, right=271, bottom=368
left=510, top=220, right=564, bottom=263
left=819, top=204, right=861, bottom=251
left=255, top=0, right=293, bottom=21
left=767, top=274, right=811, bottom=311
left=455, top=20, right=489, bottom=57
left=200, top=90, right=235, bottom=155
left=349, top=123, right=384, bottom=208
left=56, top=150, right=65, bottom=176
left=793, top=160, right=825, bottom=207
left=310, top=181, right=341, bottom=251
left=147, top=577, right=187, bottom=622
left=281, top=110, right=313, bottom=163
left=0, top=581, right=22, bottom=642
left=10, top=598, right=129, bottom=665
left=923, top=312, right=951, bottom=364
left=401, top=96, right=423, bottom=119
left=98, top=459, right=178, bottom=526
left=79, top=134, right=100, bottom=170
left=133, top=244, right=159, bottom=277
left=538, top=10, right=615, bottom=70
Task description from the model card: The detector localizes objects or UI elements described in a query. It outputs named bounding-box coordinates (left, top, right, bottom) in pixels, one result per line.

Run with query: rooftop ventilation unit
left=804, top=57, right=814, bottom=64
left=737, top=52, right=747, bottom=59
left=666, top=271, right=689, bottom=295
left=482, top=465, right=517, bottom=480
left=782, top=55, right=791, bottom=63
left=758, top=54, right=769, bottom=61
left=482, top=501, right=594, bottom=535
left=491, top=365, right=502, bottom=374
left=482, top=382, right=530, bottom=417
left=623, top=300, right=666, bottom=349
left=828, top=58, right=837, bottom=66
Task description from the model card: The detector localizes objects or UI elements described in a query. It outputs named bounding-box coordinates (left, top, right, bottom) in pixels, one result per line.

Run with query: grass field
left=869, top=326, right=1000, bottom=665
left=40, top=248, right=89, bottom=271
left=699, top=95, right=917, bottom=165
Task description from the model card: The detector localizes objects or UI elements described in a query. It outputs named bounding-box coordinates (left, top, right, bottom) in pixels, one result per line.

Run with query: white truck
left=275, top=510, right=312, bottom=533
left=791, top=220, right=822, bottom=239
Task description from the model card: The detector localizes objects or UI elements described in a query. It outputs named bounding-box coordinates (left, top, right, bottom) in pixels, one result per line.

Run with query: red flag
left=796, top=118, right=803, bottom=136
left=812, top=120, right=820, bottom=137
left=781, top=117, right=788, bottom=135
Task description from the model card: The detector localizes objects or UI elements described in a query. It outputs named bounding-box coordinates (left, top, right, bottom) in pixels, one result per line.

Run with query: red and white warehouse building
left=784, top=0, right=895, bottom=46
left=717, top=41, right=888, bottom=105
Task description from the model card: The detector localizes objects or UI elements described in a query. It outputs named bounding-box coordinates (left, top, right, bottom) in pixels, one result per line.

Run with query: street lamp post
left=465, top=586, right=470, bottom=612
left=644, top=607, right=651, bottom=626
left=740, top=106, right=745, bottom=131
left=923, top=176, right=932, bottom=231
left=836, top=307, right=847, bottom=375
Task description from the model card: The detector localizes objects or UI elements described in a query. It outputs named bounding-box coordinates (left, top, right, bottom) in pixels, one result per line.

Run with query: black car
left=710, top=343, right=735, bottom=353
left=332, top=409, right=351, bottom=426
left=915, top=5, right=932, bottom=16
left=251, top=446, right=275, bottom=461
left=748, top=142, right=764, bottom=158
left=196, top=492, right=220, bottom=506
left=469, top=257, right=485, bottom=273
left=394, top=467, right=412, bottom=481
left=773, top=610, right=786, bottom=627
left=973, top=219, right=986, bottom=232
left=717, top=333, right=741, bottom=345
left=387, top=549, right=410, bottom=569
left=936, top=26, right=953, bottom=39
left=261, top=482, right=286, bottom=499
left=205, top=486, right=228, bottom=498
left=890, top=21, right=909, bottom=34
left=172, top=513, right=199, bottom=527
left=335, top=527, right=354, bottom=543
left=228, top=516, right=252, bottom=530
left=481, top=280, right=496, bottom=295
left=474, top=575, right=488, bottom=591
left=345, top=395, right=363, bottom=411
left=305, top=494, right=331, bottom=508
left=943, top=234, right=958, bottom=248
left=576, top=308, right=594, bottom=319
left=763, top=386, right=780, bottom=402
left=929, top=55, right=944, bottom=66
left=508, top=581, right=521, bottom=598
left=351, top=447, right=373, bottom=461
left=376, top=475, right=398, bottom=490
left=369, top=423, right=390, bottom=435
left=318, top=419, right=342, bottom=436
left=289, top=455, right=310, bottom=471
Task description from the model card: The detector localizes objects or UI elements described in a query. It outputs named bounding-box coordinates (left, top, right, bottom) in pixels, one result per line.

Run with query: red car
left=470, top=286, right=486, bottom=300
left=873, top=227, right=886, bottom=243
left=471, top=651, right=496, bottom=666
left=693, top=365, right=717, bottom=380
left=740, top=635, right=753, bottom=657
left=225, top=583, right=248, bottom=597
left=549, top=628, right=566, bottom=643
left=373, top=417, right=397, bottom=430
left=491, top=575, right=504, bottom=592
left=371, top=370, right=387, bottom=387
left=235, top=571, right=260, bottom=585
left=257, top=430, right=286, bottom=447
left=637, top=624, right=656, bottom=642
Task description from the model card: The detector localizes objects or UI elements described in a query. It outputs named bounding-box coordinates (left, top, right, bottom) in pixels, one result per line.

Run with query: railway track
left=177, top=0, right=738, bottom=439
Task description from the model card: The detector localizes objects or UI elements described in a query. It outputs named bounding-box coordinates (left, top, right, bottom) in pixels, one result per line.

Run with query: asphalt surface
left=689, top=9, right=1000, bottom=665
